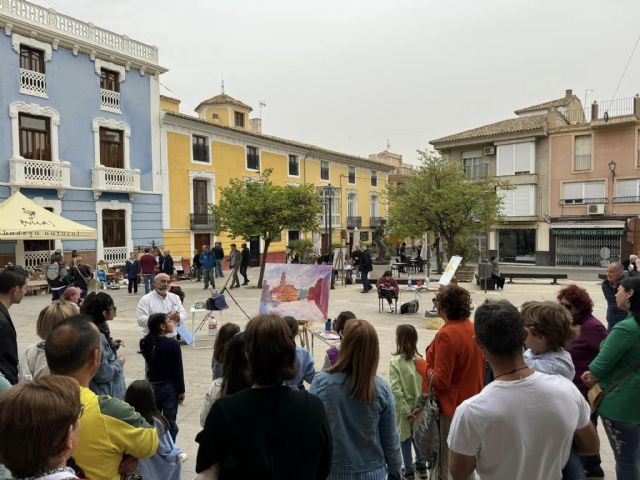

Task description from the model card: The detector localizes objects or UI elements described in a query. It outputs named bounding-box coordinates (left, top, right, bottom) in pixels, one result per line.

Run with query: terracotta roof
left=160, top=95, right=180, bottom=103
left=195, top=93, right=253, bottom=112
left=164, top=111, right=395, bottom=171
left=430, top=115, right=547, bottom=145
left=514, top=95, right=575, bottom=115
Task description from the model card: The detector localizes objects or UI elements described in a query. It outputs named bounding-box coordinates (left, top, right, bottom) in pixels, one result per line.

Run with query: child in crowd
left=61, top=286, right=82, bottom=311
left=140, top=312, right=185, bottom=441
left=125, top=380, right=187, bottom=480
left=522, top=301, right=577, bottom=380
left=521, top=301, right=583, bottom=480
left=211, top=323, right=241, bottom=380
left=390, top=325, right=427, bottom=480
left=322, top=310, right=357, bottom=370
left=200, top=332, right=251, bottom=427
left=282, top=316, right=316, bottom=390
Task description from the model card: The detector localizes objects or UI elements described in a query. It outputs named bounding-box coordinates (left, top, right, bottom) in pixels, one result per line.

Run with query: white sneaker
left=387, top=307, right=395, bottom=313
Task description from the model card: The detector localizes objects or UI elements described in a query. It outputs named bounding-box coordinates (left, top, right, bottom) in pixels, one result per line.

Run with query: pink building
left=548, top=96, right=640, bottom=266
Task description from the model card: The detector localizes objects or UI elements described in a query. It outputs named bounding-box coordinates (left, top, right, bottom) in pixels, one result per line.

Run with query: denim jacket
left=310, top=371, right=403, bottom=479
left=89, top=333, right=125, bottom=400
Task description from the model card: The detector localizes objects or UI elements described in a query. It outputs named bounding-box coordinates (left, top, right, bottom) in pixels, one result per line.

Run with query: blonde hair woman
left=19, top=301, right=78, bottom=382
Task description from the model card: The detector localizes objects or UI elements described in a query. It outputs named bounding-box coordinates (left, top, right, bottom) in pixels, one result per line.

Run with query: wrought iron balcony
left=347, top=216, right=362, bottom=228
left=190, top=213, right=215, bottom=231
left=370, top=216, right=384, bottom=227
left=92, top=165, right=140, bottom=198
left=613, top=196, right=640, bottom=204
left=560, top=198, right=608, bottom=205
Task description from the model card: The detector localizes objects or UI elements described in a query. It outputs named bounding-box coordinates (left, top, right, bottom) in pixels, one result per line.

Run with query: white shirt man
left=136, top=273, right=186, bottom=338
left=448, top=299, right=598, bottom=480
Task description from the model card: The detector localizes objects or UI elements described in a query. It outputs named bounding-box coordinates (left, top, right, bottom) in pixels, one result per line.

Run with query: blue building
left=0, top=0, right=166, bottom=268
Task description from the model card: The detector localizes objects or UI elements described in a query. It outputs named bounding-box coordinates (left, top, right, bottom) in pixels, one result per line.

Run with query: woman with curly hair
left=558, top=284, right=607, bottom=479
left=422, top=284, right=484, bottom=480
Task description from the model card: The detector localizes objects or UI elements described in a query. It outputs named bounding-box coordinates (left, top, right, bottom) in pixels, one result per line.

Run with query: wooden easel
left=333, top=247, right=346, bottom=287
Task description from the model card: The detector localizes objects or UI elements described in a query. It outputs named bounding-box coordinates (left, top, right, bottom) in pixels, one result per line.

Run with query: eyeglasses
left=77, top=404, right=85, bottom=420
left=561, top=303, right=572, bottom=311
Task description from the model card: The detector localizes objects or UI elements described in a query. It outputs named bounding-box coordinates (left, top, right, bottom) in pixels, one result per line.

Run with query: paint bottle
left=325, top=319, right=332, bottom=332
left=424, top=277, right=430, bottom=289
left=407, top=276, right=412, bottom=289
left=208, top=317, right=218, bottom=337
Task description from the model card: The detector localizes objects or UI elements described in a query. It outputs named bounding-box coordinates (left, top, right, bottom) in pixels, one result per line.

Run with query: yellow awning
left=0, top=191, right=97, bottom=240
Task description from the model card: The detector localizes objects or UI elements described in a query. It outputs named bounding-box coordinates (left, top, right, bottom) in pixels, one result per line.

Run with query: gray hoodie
left=524, top=348, right=575, bottom=380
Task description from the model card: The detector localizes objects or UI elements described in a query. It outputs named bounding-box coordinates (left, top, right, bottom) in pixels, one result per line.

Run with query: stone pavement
left=11, top=275, right=615, bottom=477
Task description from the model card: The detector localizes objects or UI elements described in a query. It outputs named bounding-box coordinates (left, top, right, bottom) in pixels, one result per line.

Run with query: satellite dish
left=600, top=247, right=611, bottom=260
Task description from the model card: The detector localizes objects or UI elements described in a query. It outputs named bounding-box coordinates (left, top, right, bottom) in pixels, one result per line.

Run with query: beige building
left=431, top=90, right=584, bottom=265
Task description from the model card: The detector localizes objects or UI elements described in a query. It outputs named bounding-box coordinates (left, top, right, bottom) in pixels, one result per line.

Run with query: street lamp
left=609, top=160, right=617, bottom=177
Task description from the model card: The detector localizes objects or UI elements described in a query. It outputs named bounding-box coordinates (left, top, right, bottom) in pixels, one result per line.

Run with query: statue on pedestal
left=373, top=219, right=388, bottom=261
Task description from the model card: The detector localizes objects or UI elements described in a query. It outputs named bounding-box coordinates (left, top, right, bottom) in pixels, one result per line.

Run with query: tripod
left=218, top=264, right=251, bottom=320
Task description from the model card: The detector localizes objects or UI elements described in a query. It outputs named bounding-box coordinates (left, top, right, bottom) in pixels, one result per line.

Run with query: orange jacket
left=424, top=319, right=484, bottom=416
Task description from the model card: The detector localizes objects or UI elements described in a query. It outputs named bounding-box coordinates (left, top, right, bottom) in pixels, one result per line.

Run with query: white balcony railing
left=24, top=250, right=53, bottom=272
left=10, top=157, right=71, bottom=194
left=1, top=0, right=159, bottom=64
left=92, top=165, right=140, bottom=198
left=19, top=68, right=47, bottom=98
left=103, top=246, right=128, bottom=267
left=100, top=89, right=121, bottom=113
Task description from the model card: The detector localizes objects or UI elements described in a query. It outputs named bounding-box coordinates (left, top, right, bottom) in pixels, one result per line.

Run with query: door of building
left=194, top=233, right=210, bottom=252
left=193, top=179, right=208, bottom=221
left=249, top=236, right=260, bottom=267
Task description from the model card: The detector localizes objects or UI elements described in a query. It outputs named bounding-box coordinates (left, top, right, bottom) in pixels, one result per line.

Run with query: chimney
left=565, top=89, right=573, bottom=98
left=249, top=118, right=262, bottom=134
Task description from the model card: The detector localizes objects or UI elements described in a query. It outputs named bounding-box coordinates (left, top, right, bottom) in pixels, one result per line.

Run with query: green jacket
left=589, top=315, right=640, bottom=422
left=389, top=355, right=423, bottom=442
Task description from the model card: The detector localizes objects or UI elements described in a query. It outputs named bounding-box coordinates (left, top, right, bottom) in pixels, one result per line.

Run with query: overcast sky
left=34, top=0, right=640, bottom=164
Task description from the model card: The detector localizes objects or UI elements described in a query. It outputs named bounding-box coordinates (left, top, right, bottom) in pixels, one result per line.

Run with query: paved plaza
left=11, top=274, right=615, bottom=477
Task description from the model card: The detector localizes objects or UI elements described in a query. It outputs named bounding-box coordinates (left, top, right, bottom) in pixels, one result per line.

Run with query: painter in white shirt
left=136, top=273, right=187, bottom=337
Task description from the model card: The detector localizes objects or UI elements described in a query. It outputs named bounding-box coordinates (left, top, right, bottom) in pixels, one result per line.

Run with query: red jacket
left=423, top=319, right=484, bottom=416
left=376, top=276, right=399, bottom=295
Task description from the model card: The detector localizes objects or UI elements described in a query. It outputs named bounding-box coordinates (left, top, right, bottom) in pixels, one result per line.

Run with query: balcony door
left=102, top=209, right=126, bottom=248
left=99, top=128, right=124, bottom=168
left=19, top=113, right=51, bottom=161
left=193, top=179, right=209, bottom=217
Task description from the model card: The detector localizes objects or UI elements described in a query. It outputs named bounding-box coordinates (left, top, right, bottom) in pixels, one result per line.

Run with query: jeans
left=214, top=259, right=224, bottom=278
left=602, top=416, right=640, bottom=480
left=240, top=264, right=249, bottom=284
left=361, top=270, right=371, bottom=291
left=51, top=287, right=66, bottom=301
left=152, top=381, right=179, bottom=441
left=562, top=448, right=587, bottom=480
left=127, top=276, right=138, bottom=294
left=202, top=268, right=215, bottom=289
left=143, top=274, right=154, bottom=294
left=400, top=437, right=426, bottom=475
left=581, top=413, right=604, bottom=477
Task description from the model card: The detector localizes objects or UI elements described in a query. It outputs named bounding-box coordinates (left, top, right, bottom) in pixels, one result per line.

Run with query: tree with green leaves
left=211, top=169, right=323, bottom=286
left=387, top=150, right=510, bottom=272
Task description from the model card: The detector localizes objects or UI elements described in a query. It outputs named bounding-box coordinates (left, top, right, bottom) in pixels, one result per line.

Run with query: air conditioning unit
left=587, top=204, right=605, bottom=215
left=483, top=146, right=496, bottom=155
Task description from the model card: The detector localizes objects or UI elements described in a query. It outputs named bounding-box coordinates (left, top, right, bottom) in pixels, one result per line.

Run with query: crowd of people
left=0, top=257, right=639, bottom=480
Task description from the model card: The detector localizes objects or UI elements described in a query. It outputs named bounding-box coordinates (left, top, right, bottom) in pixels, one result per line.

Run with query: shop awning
left=0, top=191, right=97, bottom=240
left=551, top=221, right=625, bottom=236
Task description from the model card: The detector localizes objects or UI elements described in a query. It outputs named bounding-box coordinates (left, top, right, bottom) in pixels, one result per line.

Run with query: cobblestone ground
left=11, top=275, right=614, bottom=477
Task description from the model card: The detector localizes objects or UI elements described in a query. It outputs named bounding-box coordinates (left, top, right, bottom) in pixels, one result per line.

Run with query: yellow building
left=160, top=93, right=394, bottom=265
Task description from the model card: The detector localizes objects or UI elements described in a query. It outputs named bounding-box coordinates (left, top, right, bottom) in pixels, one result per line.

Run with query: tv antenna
left=221, top=74, right=225, bottom=94
left=259, top=100, right=267, bottom=118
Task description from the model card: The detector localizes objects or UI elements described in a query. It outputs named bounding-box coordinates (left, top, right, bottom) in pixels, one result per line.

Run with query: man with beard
left=136, top=273, right=187, bottom=338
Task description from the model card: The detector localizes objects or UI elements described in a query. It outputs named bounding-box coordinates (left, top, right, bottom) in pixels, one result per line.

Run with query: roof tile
left=430, top=115, right=547, bottom=145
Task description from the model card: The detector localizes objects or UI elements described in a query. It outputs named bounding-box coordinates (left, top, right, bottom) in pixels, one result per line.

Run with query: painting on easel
left=259, top=264, right=332, bottom=322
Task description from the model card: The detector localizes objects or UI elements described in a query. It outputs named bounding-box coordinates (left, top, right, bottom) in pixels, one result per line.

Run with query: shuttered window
left=498, top=185, right=535, bottom=216
left=497, top=142, right=535, bottom=176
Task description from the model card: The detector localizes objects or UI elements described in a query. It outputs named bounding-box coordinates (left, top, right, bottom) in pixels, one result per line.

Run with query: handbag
left=588, top=360, right=640, bottom=414
left=414, top=372, right=440, bottom=468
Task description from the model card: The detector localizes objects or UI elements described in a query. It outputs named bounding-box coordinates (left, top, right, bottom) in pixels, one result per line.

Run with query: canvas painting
left=259, top=263, right=332, bottom=322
